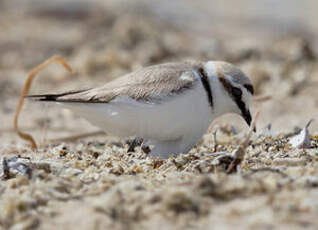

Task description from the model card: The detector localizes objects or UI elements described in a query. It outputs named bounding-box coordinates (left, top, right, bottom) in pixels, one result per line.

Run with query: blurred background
left=1, top=0, right=318, bottom=144
left=1, top=1, right=318, bottom=230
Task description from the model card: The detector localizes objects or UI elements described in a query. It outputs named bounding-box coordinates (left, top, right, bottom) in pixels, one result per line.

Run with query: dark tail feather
left=25, top=89, right=90, bottom=102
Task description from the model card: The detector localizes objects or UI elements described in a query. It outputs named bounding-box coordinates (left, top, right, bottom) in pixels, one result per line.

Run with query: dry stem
left=49, top=131, right=105, bottom=143
left=14, top=56, right=72, bottom=150
left=253, top=95, right=272, bottom=103
left=226, top=110, right=260, bottom=174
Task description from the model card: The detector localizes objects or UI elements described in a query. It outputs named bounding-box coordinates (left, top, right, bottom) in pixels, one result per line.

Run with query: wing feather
left=28, top=61, right=202, bottom=103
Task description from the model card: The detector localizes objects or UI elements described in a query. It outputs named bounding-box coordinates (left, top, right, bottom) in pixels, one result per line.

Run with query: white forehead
left=203, top=61, right=218, bottom=78
left=211, top=61, right=251, bottom=86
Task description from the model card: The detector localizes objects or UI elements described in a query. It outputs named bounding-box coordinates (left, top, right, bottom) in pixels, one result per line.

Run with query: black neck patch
left=219, top=77, right=252, bottom=126
left=198, top=67, right=213, bottom=108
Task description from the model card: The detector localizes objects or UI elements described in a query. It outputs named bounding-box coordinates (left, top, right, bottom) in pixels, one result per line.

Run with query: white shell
left=289, top=120, right=313, bottom=149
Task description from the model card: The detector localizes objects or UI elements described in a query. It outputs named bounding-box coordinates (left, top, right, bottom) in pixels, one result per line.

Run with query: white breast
left=60, top=82, right=213, bottom=142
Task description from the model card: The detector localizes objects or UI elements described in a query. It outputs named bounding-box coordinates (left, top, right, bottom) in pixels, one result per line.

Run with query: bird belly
left=61, top=86, right=212, bottom=141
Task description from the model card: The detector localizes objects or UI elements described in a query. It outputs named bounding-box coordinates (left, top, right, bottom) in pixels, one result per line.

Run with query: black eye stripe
left=231, top=87, right=242, bottom=98
left=244, top=84, right=254, bottom=95
left=219, top=78, right=243, bottom=102
left=219, top=77, right=251, bottom=126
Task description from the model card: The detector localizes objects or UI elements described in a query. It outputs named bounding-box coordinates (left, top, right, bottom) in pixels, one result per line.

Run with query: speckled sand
left=1, top=1, right=318, bottom=229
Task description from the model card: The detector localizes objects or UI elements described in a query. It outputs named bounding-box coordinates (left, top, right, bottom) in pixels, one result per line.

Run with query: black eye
left=231, top=87, right=242, bottom=98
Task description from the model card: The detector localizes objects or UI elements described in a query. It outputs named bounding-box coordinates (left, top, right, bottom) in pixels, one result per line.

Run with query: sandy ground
left=1, top=1, right=318, bottom=229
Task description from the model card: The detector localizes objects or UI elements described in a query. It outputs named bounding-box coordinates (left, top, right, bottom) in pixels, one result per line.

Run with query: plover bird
left=27, top=61, right=254, bottom=158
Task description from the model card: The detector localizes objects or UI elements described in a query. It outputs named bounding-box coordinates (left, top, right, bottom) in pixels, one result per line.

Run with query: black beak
left=242, top=109, right=256, bottom=132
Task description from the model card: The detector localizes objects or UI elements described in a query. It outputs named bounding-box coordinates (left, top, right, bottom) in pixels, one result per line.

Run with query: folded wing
left=26, top=61, right=202, bottom=103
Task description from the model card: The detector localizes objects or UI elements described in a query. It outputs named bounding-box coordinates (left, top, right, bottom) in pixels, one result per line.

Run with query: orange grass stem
left=14, top=56, right=72, bottom=150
